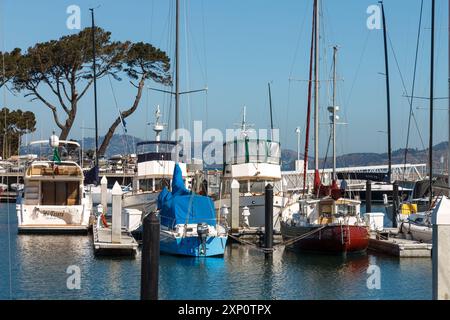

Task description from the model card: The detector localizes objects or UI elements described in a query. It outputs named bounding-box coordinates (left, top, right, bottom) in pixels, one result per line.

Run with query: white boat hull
left=16, top=204, right=91, bottom=233
left=122, top=191, right=159, bottom=211
left=214, top=194, right=289, bottom=231
left=399, top=222, right=432, bottom=243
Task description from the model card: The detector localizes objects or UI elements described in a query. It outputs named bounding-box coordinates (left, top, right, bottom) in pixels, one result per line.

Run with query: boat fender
left=101, top=214, right=109, bottom=228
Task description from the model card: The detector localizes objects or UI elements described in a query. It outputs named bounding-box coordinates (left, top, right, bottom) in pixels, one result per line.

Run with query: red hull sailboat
left=280, top=0, right=369, bottom=254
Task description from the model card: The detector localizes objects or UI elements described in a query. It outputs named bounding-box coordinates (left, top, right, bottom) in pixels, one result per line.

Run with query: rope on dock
left=227, top=225, right=327, bottom=251
left=279, top=225, right=327, bottom=247
left=227, top=234, right=267, bottom=252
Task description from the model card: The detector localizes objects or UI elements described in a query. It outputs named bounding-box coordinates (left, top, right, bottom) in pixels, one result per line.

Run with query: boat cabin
left=135, top=141, right=187, bottom=192
left=221, top=138, right=282, bottom=196
left=23, top=161, right=84, bottom=207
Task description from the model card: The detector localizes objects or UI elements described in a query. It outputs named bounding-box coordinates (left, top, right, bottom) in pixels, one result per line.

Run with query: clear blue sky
left=0, top=0, right=449, bottom=157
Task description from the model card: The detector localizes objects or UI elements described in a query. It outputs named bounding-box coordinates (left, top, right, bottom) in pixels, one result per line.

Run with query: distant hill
left=80, top=134, right=448, bottom=170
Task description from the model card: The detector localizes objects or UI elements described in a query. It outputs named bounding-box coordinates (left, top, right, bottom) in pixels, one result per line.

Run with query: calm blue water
left=0, top=203, right=431, bottom=300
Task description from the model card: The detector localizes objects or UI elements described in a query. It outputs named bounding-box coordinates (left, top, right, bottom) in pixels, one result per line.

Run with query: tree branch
left=30, top=88, right=65, bottom=130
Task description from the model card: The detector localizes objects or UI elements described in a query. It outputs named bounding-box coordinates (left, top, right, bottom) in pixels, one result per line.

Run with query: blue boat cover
left=158, top=164, right=217, bottom=228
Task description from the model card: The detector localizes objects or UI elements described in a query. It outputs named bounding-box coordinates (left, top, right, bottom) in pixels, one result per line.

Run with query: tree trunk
left=97, top=75, right=146, bottom=156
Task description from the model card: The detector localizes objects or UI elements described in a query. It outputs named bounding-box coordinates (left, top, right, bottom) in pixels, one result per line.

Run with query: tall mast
left=314, top=0, right=320, bottom=171
left=175, top=0, right=180, bottom=142
left=332, top=46, right=338, bottom=181
left=380, top=1, right=392, bottom=183
left=302, top=1, right=316, bottom=195
left=90, top=8, right=99, bottom=168
left=268, top=82, right=274, bottom=140
left=430, top=0, right=435, bottom=205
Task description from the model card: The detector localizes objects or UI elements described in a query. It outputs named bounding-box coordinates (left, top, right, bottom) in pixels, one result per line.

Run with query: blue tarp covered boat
left=157, top=164, right=228, bottom=257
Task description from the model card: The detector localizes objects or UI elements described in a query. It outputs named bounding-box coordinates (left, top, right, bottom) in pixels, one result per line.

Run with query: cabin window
left=154, top=178, right=170, bottom=191
left=336, top=204, right=357, bottom=216
left=249, top=181, right=266, bottom=194
left=239, top=181, right=249, bottom=193
left=139, top=179, right=153, bottom=192
left=41, top=181, right=80, bottom=206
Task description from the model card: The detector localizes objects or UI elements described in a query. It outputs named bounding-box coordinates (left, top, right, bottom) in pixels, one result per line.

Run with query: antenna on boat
left=268, top=82, right=274, bottom=140
left=150, top=105, right=167, bottom=152
left=235, top=106, right=254, bottom=138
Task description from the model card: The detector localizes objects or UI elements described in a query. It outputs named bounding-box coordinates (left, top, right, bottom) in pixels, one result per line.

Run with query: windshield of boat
left=223, top=139, right=281, bottom=166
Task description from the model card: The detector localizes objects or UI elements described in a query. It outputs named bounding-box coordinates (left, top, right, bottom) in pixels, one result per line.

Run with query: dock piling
left=101, top=175, right=107, bottom=214
left=140, top=211, right=160, bottom=300
left=432, top=197, right=450, bottom=300
left=264, top=184, right=274, bottom=253
left=111, top=182, right=122, bottom=243
left=366, top=180, right=372, bottom=214
left=392, top=182, right=399, bottom=228
left=231, top=179, right=240, bottom=231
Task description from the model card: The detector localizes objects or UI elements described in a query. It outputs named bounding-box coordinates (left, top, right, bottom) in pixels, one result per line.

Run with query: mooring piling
left=392, top=182, right=399, bottom=228
left=264, top=184, right=274, bottom=253
left=140, top=211, right=160, bottom=300
left=366, top=180, right=372, bottom=214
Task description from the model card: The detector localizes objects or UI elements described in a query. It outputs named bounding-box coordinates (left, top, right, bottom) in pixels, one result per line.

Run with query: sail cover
left=158, top=164, right=217, bottom=228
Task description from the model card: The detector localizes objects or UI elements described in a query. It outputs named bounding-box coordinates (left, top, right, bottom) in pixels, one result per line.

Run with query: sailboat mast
left=268, top=82, right=274, bottom=140
left=175, top=0, right=180, bottom=141
left=380, top=2, right=392, bottom=183
left=314, top=0, right=320, bottom=171
left=430, top=0, right=435, bottom=205
left=332, top=46, right=338, bottom=181
left=90, top=8, right=99, bottom=168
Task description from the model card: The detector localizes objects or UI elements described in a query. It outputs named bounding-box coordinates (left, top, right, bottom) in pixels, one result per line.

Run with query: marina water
left=1, top=203, right=431, bottom=300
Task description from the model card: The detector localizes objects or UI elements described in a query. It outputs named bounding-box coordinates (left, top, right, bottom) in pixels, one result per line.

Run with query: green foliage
left=4, top=27, right=171, bottom=140
left=0, top=107, right=37, bottom=158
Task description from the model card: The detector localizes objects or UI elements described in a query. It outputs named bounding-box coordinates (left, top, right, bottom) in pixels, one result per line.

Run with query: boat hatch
left=41, top=181, right=81, bottom=206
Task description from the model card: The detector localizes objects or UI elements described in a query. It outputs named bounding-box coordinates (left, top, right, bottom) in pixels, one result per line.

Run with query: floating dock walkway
left=368, top=229, right=432, bottom=257
left=92, top=180, right=138, bottom=257
left=92, top=223, right=138, bottom=256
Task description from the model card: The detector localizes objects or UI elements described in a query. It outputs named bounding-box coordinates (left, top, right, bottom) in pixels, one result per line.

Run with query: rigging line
left=184, top=0, right=192, bottom=135
left=200, top=0, right=208, bottom=131
left=345, top=31, right=370, bottom=108
left=200, top=0, right=208, bottom=83
left=404, top=0, right=424, bottom=180
left=149, top=0, right=154, bottom=42
left=288, top=0, right=312, bottom=79
left=387, top=31, right=426, bottom=150
left=107, top=74, right=129, bottom=155
left=186, top=3, right=206, bottom=84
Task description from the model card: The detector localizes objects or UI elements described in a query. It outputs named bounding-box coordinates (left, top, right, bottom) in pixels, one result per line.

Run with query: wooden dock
left=92, top=223, right=138, bottom=257
left=368, top=230, right=432, bottom=258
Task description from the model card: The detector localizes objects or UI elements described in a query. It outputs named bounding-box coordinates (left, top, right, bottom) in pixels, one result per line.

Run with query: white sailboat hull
left=399, top=222, right=432, bottom=243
